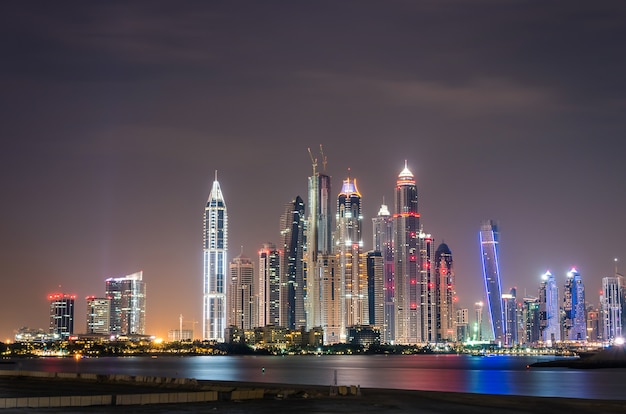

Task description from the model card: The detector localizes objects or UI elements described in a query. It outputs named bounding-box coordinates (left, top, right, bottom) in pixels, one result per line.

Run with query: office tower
left=420, top=232, right=436, bottom=343
left=473, top=301, right=484, bottom=341
left=563, top=268, right=586, bottom=341
left=522, top=297, right=540, bottom=345
left=393, top=161, right=420, bottom=344
left=49, top=293, right=75, bottom=339
left=336, top=176, right=366, bottom=332
left=258, top=243, right=281, bottom=328
left=305, top=148, right=332, bottom=331
left=320, top=254, right=341, bottom=343
left=501, top=288, right=517, bottom=347
left=434, top=242, right=455, bottom=342
left=372, top=202, right=394, bottom=343
left=479, top=220, right=505, bottom=343
left=279, top=196, right=306, bottom=329
left=601, top=274, right=625, bottom=343
left=106, top=271, right=146, bottom=335
left=456, top=308, right=469, bottom=342
left=367, top=251, right=384, bottom=331
left=86, top=296, right=110, bottom=335
left=539, top=271, right=560, bottom=344
left=586, top=306, right=602, bottom=343
left=228, top=253, right=255, bottom=330
left=203, top=172, right=228, bottom=341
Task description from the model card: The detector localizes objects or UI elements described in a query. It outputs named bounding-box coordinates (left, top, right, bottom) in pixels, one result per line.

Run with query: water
left=9, top=354, right=626, bottom=400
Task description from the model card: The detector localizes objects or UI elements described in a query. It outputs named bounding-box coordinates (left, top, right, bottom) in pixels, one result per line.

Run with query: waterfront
left=9, top=354, right=626, bottom=400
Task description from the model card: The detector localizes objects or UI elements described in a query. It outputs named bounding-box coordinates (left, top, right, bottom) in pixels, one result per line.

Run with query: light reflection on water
left=13, top=354, right=626, bottom=400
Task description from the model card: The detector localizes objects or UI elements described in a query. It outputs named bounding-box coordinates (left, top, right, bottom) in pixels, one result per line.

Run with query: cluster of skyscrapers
left=203, top=151, right=457, bottom=345
left=40, top=271, right=147, bottom=341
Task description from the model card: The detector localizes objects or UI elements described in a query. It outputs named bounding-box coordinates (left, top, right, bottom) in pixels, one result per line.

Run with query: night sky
left=1, top=1, right=625, bottom=341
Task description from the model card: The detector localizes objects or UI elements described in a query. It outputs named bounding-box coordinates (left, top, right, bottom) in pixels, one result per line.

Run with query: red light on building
left=428, top=282, right=434, bottom=289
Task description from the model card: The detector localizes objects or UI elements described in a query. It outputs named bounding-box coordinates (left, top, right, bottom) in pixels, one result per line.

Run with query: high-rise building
left=49, top=293, right=75, bottom=339
left=393, top=161, right=420, bottom=344
left=366, top=250, right=384, bottom=331
left=563, top=268, right=586, bottom=341
left=320, top=254, right=341, bottom=343
left=203, top=173, right=228, bottom=341
left=372, top=202, right=394, bottom=343
left=586, top=306, right=602, bottom=343
left=601, top=274, right=625, bottom=343
left=456, top=308, right=469, bottom=342
left=86, top=296, right=110, bottom=335
left=502, top=288, right=517, bottom=347
left=336, top=176, right=367, bottom=333
left=434, top=242, right=455, bottom=342
left=228, top=253, right=255, bottom=330
left=106, top=270, right=146, bottom=336
left=479, top=220, right=505, bottom=343
left=305, top=148, right=332, bottom=331
left=420, top=232, right=436, bottom=343
left=473, top=301, right=484, bottom=341
left=522, top=297, right=540, bottom=345
left=258, top=242, right=281, bottom=328
left=539, top=271, right=560, bottom=345
left=280, top=196, right=306, bottom=329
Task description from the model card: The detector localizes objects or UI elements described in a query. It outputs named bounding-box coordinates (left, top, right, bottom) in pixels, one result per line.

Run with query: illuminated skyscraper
left=372, top=202, right=394, bottom=343
left=420, top=231, right=436, bottom=342
left=366, top=251, right=384, bottom=331
left=601, top=272, right=625, bottom=343
left=305, top=148, right=332, bottom=332
left=203, top=173, right=228, bottom=341
left=479, top=220, right=505, bottom=343
left=106, top=271, right=146, bottom=335
left=539, top=270, right=560, bottom=344
left=86, top=296, right=110, bottom=335
left=563, top=268, right=586, bottom=341
left=279, top=196, right=306, bottom=329
left=393, top=161, right=420, bottom=344
left=522, top=297, right=540, bottom=345
left=228, top=253, right=254, bottom=330
left=434, top=242, right=455, bottom=342
left=258, top=242, right=281, bottom=327
left=502, top=288, right=517, bottom=347
left=336, top=176, right=366, bottom=334
left=49, top=293, right=75, bottom=339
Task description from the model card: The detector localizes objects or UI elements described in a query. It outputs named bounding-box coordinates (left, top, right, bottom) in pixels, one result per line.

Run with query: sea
left=8, top=354, right=626, bottom=400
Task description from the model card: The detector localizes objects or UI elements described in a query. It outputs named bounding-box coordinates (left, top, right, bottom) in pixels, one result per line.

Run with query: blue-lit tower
left=279, top=196, right=306, bottom=329
left=203, top=172, right=228, bottom=341
left=539, top=270, right=560, bottom=344
left=563, top=268, right=586, bottom=341
left=479, top=220, right=505, bottom=343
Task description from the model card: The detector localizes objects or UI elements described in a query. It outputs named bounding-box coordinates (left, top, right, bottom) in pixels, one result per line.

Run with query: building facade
left=479, top=220, right=505, bottom=344
left=563, top=268, right=586, bottom=341
left=539, top=271, right=560, bottom=345
left=106, top=270, right=146, bottom=336
left=85, top=296, right=110, bottom=335
left=49, top=293, right=75, bottom=339
left=372, top=202, right=394, bottom=343
left=258, top=242, right=281, bottom=328
left=203, top=173, right=228, bottom=341
left=434, top=242, right=455, bottom=342
left=228, top=254, right=255, bottom=330
left=280, top=196, right=306, bottom=329
left=601, top=275, right=625, bottom=343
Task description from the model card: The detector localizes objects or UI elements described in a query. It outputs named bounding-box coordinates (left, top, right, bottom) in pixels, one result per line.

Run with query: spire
left=397, top=161, right=415, bottom=185
left=207, top=171, right=225, bottom=204
left=339, top=176, right=361, bottom=197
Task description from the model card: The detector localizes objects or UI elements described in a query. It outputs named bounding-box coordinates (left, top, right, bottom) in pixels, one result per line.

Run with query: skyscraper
left=434, top=242, right=455, bottom=342
left=106, top=270, right=146, bottom=336
left=522, top=297, right=540, bottom=345
left=366, top=250, right=384, bottom=331
left=420, top=231, right=436, bottom=343
left=228, top=253, right=255, bottom=330
left=279, top=196, right=306, bottom=329
left=479, top=220, right=505, bottom=343
left=601, top=274, right=624, bottom=343
left=563, top=268, right=586, bottom=341
left=336, top=176, right=366, bottom=332
left=372, top=202, right=394, bottom=343
left=86, top=296, right=110, bottom=335
left=305, top=148, right=332, bottom=331
left=258, top=242, right=281, bottom=327
left=49, top=293, right=75, bottom=339
left=501, top=288, right=517, bottom=347
left=393, top=162, right=420, bottom=344
left=203, top=172, right=228, bottom=341
left=539, top=270, right=560, bottom=344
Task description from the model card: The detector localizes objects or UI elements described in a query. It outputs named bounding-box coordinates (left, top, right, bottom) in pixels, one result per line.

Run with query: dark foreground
left=1, top=376, right=625, bottom=414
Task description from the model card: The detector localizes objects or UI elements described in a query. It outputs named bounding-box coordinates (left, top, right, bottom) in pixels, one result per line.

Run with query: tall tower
left=228, top=253, right=254, bottom=330
left=48, top=293, right=75, bottom=339
left=563, top=268, right=586, bottom=341
left=366, top=250, right=384, bottom=331
left=305, top=147, right=332, bottom=332
left=203, top=172, right=228, bottom=341
left=372, top=202, right=394, bottom=343
left=479, top=220, right=505, bottom=343
left=434, top=242, right=455, bottom=342
left=86, top=296, right=110, bottom=335
left=501, top=288, right=518, bottom=347
left=106, top=271, right=146, bottom=335
left=601, top=269, right=624, bottom=343
left=539, top=270, right=560, bottom=344
left=258, top=242, right=281, bottom=328
left=393, top=161, right=420, bottom=344
left=420, top=231, right=436, bottom=343
left=336, top=176, right=366, bottom=335
left=279, top=196, right=306, bottom=329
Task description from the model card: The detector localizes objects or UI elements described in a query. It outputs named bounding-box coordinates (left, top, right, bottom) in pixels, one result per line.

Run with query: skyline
left=1, top=1, right=625, bottom=340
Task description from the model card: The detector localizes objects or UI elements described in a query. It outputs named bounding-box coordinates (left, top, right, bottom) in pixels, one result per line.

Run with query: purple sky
left=1, top=1, right=625, bottom=340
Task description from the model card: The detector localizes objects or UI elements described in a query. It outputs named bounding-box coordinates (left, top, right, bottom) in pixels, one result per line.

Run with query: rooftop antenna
left=215, top=170, right=218, bottom=181
left=179, top=314, right=183, bottom=340
left=320, top=144, right=327, bottom=172
left=307, top=147, right=318, bottom=176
